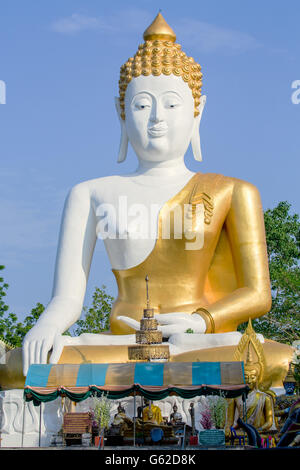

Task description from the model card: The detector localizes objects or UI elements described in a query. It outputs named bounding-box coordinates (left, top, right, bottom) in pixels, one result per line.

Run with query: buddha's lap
left=0, top=339, right=294, bottom=389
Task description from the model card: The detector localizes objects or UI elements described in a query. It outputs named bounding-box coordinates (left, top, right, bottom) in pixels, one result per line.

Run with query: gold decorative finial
left=143, top=12, right=176, bottom=42
left=284, top=363, right=296, bottom=383
left=246, top=342, right=254, bottom=365
left=145, top=274, right=150, bottom=308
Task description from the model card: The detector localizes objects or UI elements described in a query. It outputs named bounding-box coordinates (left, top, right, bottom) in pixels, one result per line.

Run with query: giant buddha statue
left=0, top=13, right=294, bottom=390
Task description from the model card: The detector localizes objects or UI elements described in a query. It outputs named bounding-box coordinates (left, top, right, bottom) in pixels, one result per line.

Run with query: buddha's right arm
left=22, top=183, right=97, bottom=375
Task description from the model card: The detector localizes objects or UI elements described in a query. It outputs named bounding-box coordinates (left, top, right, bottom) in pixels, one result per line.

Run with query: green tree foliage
left=0, top=265, right=113, bottom=346
left=239, top=201, right=300, bottom=344
left=73, top=286, right=113, bottom=335
left=0, top=265, right=9, bottom=320
left=0, top=265, right=45, bottom=346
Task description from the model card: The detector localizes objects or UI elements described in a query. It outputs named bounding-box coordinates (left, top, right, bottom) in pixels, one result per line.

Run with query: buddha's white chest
left=92, top=173, right=195, bottom=269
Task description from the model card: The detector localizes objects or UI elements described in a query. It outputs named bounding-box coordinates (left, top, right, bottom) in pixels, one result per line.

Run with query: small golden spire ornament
left=284, top=363, right=296, bottom=383
left=143, top=12, right=176, bottom=42
left=128, top=275, right=170, bottom=362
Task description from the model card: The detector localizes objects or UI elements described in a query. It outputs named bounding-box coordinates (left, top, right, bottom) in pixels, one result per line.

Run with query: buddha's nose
left=150, top=101, right=163, bottom=123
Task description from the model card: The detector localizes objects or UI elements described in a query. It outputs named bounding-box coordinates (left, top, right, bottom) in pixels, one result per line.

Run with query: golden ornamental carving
left=119, top=13, right=202, bottom=120
left=128, top=274, right=170, bottom=361
left=140, top=318, right=158, bottom=330
left=234, top=318, right=266, bottom=386
left=188, top=189, right=214, bottom=225
left=128, top=345, right=170, bottom=362
left=136, top=330, right=163, bottom=344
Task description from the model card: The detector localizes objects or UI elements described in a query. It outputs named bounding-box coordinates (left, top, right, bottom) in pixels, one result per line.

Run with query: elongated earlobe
left=115, top=97, right=128, bottom=163
left=191, top=95, right=206, bottom=162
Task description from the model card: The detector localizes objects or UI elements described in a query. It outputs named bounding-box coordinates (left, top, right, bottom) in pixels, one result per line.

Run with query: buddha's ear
left=191, top=95, right=206, bottom=162
left=115, top=97, right=128, bottom=163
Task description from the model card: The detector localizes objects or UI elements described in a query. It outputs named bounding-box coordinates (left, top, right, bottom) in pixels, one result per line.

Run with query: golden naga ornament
left=118, top=12, right=202, bottom=119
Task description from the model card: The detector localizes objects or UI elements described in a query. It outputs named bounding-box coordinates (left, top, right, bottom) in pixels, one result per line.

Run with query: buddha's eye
left=133, top=98, right=151, bottom=110
left=165, top=101, right=180, bottom=109
left=162, top=94, right=182, bottom=109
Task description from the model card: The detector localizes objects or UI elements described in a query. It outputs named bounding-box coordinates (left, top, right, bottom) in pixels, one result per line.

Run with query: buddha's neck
left=134, top=158, right=194, bottom=180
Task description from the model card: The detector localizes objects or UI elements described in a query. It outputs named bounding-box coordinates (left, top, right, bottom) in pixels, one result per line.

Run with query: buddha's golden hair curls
left=118, top=39, right=203, bottom=120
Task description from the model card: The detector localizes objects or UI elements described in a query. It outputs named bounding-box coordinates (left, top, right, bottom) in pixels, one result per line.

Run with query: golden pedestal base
left=128, top=344, right=170, bottom=361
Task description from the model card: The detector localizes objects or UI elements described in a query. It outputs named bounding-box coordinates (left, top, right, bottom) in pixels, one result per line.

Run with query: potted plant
left=198, top=394, right=228, bottom=446
left=92, top=394, right=112, bottom=449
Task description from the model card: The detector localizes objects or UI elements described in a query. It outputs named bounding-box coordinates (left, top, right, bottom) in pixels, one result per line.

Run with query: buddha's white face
left=124, top=74, right=196, bottom=164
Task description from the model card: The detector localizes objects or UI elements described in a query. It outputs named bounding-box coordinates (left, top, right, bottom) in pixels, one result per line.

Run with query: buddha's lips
left=148, top=123, right=168, bottom=137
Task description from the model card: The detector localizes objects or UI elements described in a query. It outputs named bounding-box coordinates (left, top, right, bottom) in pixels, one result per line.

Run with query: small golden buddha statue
left=110, top=402, right=133, bottom=436
left=142, top=400, right=163, bottom=425
left=226, top=341, right=277, bottom=435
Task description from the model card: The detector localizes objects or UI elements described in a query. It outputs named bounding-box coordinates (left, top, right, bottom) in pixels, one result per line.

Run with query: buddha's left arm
left=260, top=396, right=275, bottom=431
left=197, top=180, right=272, bottom=333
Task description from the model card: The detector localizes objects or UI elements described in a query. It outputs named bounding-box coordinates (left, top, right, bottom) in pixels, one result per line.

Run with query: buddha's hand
left=118, top=312, right=206, bottom=337
left=22, top=324, right=66, bottom=376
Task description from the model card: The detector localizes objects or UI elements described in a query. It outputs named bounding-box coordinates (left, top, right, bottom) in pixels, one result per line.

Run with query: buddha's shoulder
left=199, top=173, right=260, bottom=196
left=67, top=175, right=124, bottom=198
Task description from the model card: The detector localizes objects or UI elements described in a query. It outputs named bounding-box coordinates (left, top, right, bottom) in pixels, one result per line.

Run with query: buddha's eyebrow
left=130, top=90, right=183, bottom=103
left=160, top=91, right=183, bottom=100
left=131, top=91, right=154, bottom=99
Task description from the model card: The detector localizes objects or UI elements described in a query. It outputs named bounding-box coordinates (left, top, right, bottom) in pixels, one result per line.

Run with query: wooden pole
left=133, top=391, right=136, bottom=447
left=21, top=399, right=26, bottom=448
left=38, top=402, right=43, bottom=447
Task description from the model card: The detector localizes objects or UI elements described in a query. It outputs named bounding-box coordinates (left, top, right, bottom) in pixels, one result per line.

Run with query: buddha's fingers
left=34, top=341, right=42, bottom=365
left=117, top=316, right=140, bottom=331
left=160, top=324, right=183, bottom=337
left=22, top=343, right=29, bottom=376
left=40, top=339, right=52, bottom=365
left=50, top=335, right=69, bottom=364
left=29, top=341, right=36, bottom=370
left=154, top=313, right=190, bottom=325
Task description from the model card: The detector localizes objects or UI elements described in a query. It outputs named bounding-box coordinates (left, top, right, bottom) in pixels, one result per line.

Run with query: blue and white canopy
left=24, top=361, right=247, bottom=404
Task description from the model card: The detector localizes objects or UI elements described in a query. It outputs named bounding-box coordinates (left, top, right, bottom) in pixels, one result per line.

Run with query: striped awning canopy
left=24, top=361, right=248, bottom=404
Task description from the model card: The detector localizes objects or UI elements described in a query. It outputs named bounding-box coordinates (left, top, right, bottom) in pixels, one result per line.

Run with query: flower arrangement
left=92, top=394, right=112, bottom=434
left=199, top=394, right=228, bottom=430
left=199, top=405, right=213, bottom=430
left=208, top=394, right=228, bottom=429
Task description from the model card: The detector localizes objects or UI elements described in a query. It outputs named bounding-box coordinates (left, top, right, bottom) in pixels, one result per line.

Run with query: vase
left=94, top=435, right=104, bottom=448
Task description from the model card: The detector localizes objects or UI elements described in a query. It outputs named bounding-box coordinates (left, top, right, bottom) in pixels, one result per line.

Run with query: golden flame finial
left=145, top=274, right=150, bottom=308
left=143, top=12, right=176, bottom=42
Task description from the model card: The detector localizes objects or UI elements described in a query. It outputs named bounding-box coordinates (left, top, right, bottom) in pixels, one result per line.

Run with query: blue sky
left=0, top=0, right=299, bottom=320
